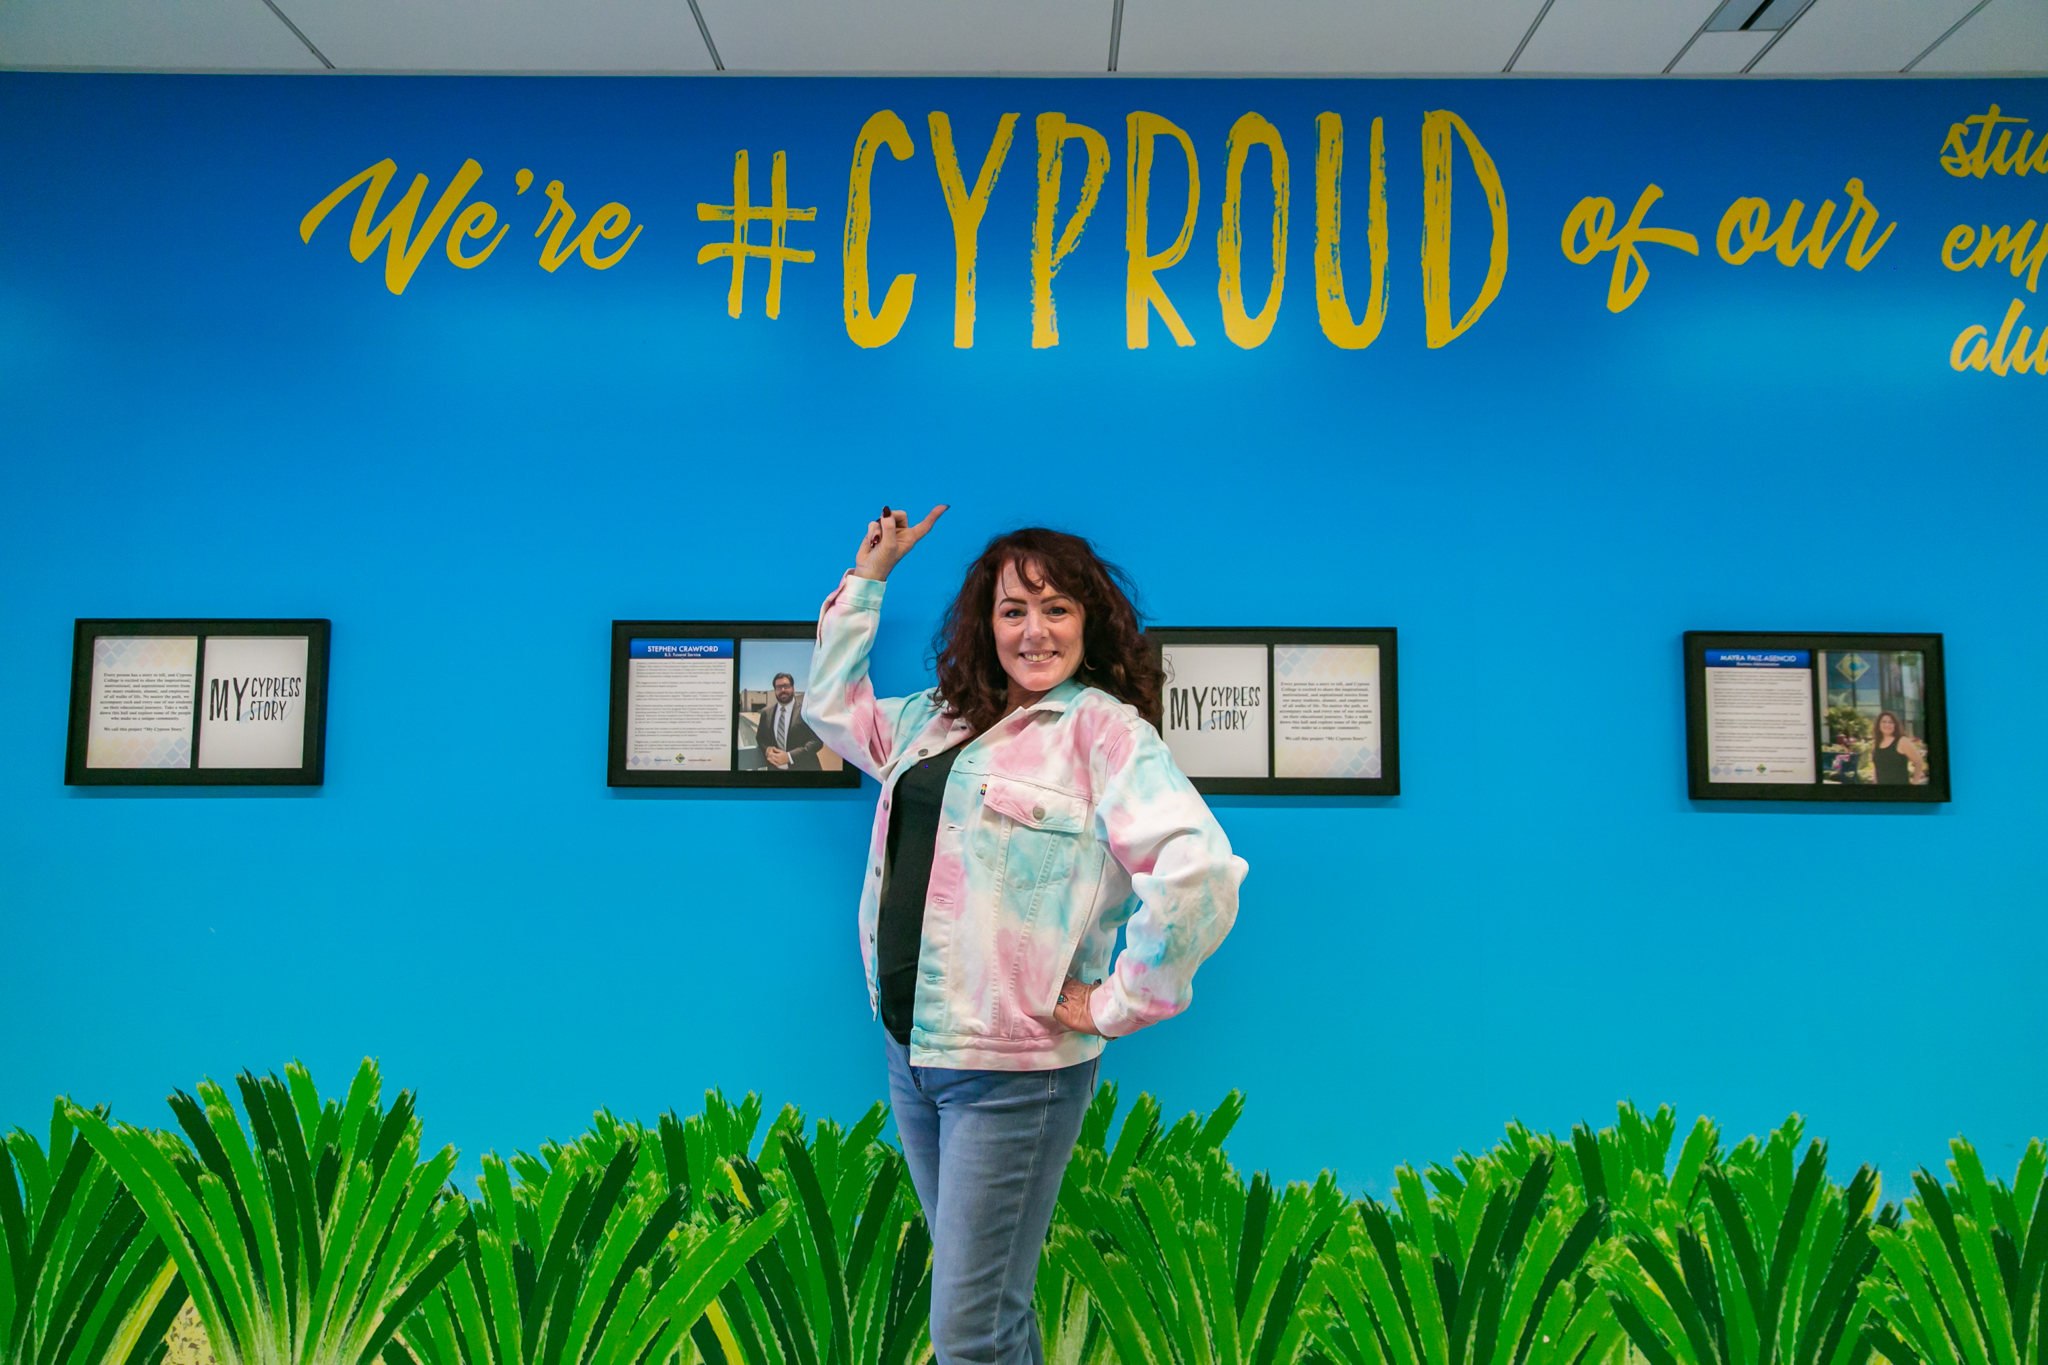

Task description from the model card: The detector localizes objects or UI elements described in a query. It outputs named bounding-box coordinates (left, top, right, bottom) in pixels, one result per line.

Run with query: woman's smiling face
left=992, top=558, right=1086, bottom=700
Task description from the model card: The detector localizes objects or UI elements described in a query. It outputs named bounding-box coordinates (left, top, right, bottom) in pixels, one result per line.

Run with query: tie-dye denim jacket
left=804, top=571, right=1247, bottom=1071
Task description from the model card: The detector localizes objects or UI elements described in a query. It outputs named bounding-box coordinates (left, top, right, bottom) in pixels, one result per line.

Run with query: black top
left=878, top=744, right=963, bottom=1045
left=1872, top=738, right=1912, bottom=785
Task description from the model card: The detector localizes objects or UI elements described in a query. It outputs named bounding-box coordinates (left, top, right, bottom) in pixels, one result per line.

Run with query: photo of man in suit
left=756, top=671, right=823, bottom=771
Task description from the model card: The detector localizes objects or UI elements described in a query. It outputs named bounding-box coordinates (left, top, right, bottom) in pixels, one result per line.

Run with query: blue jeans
left=885, top=1035, right=1099, bottom=1365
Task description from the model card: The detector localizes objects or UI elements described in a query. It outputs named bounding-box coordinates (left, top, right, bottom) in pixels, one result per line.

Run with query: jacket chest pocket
left=980, top=775, right=1088, bottom=908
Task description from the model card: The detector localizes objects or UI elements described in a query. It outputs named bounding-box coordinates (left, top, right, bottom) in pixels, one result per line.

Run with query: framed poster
left=1683, top=631, right=1949, bottom=803
left=1148, top=628, right=1399, bottom=796
left=608, top=620, right=860, bottom=788
left=65, top=619, right=330, bottom=786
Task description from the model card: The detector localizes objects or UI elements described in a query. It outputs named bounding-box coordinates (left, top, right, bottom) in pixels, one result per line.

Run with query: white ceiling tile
left=1668, top=27, right=1772, bottom=71
left=0, top=0, right=322, bottom=69
left=1118, top=0, right=1538, bottom=73
left=1752, top=0, right=1982, bottom=72
left=1915, top=0, right=2048, bottom=72
left=1511, top=0, right=1720, bottom=73
left=285, top=0, right=714, bottom=71
left=696, top=0, right=1107, bottom=72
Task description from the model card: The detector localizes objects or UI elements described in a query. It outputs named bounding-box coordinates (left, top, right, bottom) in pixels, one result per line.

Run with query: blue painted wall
left=2, top=73, right=2042, bottom=1191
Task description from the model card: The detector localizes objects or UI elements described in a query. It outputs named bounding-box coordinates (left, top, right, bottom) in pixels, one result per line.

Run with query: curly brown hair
left=932, top=528, right=1163, bottom=735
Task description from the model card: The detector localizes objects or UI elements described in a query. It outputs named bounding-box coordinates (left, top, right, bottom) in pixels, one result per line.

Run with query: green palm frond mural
left=1862, top=1137, right=2048, bottom=1365
left=393, top=1106, right=790, bottom=1365
left=1, top=1102, right=188, bottom=1365
left=707, top=1103, right=934, bottom=1365
left=1308, top=1147, right=1614, bottom=1365
left=22, top=1063, right=2048, bottom=1365
left=1600, top=1116, right=1894, bottom=1365
left=1045, top=1085, right=1347, bottom=1365
left=64, top=1061, right=465, bottom=1365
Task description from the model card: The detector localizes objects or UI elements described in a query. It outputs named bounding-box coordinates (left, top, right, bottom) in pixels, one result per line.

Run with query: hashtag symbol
left=697, top=150, right=817, bottom=319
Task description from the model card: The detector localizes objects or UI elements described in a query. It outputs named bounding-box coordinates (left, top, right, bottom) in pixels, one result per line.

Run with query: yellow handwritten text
left=535, top=180, right=641, bottom=272
left=698, top=150, right=816, bottom=320
left=1940, top=106, right=2048, bottom=178
left=1941, top=221, right=2048, bottom=293
left=1032, top=114, right=1110, bottom=349
left=930, top=113, right=1018, bottom=350
left=1420, top=110, right=1508, bottom=349
left=301, top=157, right=486, bottom=295
left=1561, top=186, right=1699, bottom=313
left=1216, top=113, right=1289, bottom=350
left=1717, top=179, right=1894, bottom=270
left=304, top=159, right=636, bottom=293
left=1950, top=298, right=2048, bottom=375
left=843, top=112, right=917, bottom=348
left=1126, top=112, right=1201, bottom=349
left=445, top=200, right=506, bottom=268
left=1314, top=114, right=1388, bottom=350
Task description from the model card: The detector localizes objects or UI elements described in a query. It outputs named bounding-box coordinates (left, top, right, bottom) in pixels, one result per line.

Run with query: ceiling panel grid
left=1511, top=0, right=1720, bottom=74
left=1918, top=0, right=2048, bottom=72
left=2, top=0, right=2045, bottom=80
left=0, top=0, right=321, bottom=70
left=1670, top=28, right=1775, bottom=71
left=1755, top=0, right=1986, bottom=71
left=694, top=0, right=1106, bottom=71
left=283, top=0, right=714, bottom=71
left=1115, top=0, right=1535, bottom=73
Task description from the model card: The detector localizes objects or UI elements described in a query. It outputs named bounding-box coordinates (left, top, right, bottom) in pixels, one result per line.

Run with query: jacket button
left=1032, top=806, right=1046, bottom=821
left=873, top=866, right=881, bottom=876
left=918, top=749, right=928, bottom=756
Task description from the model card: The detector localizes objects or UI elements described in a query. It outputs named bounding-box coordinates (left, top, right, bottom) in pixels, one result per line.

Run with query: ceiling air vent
left=1705, top=0, right=1805, bottom=31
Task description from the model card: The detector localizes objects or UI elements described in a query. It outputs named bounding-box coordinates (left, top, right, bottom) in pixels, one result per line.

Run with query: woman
left=1870, top=710, right=1920, bottom=785
left=804, top=508, right=1246, bottom=1365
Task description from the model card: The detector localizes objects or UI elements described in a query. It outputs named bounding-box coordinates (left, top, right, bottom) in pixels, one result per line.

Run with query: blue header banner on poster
left=1705, top=650, right=1812, bottom=667
left=630, top=639, right=734, bottom=659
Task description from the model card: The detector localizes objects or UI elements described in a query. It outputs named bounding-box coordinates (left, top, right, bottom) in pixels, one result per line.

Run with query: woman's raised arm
left=803, top=507, right=948, bottom=778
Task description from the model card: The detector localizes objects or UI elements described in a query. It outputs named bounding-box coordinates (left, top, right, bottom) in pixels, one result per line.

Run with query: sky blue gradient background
left=2, top=73, right=2042, bottom=1194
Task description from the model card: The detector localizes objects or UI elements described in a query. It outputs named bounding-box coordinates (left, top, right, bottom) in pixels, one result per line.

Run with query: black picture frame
left=1683, top=630, right=1950, bottom=803
left=608, top=620, right=862, bottom=788
left=65, top=619, right=331, bottom=786
left=1146, top=627, right=1399, bottom=796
